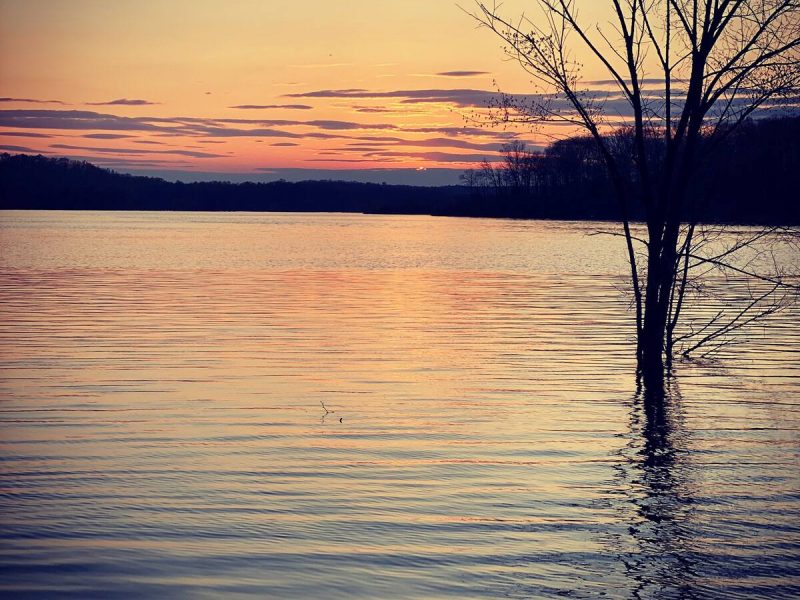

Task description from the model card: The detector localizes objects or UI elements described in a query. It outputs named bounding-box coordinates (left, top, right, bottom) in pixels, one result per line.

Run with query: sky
left=0, top=0, right=615, bottom=184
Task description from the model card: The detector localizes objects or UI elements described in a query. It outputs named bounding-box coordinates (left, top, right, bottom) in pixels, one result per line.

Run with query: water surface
left=1, top=211, right=798, bottom=599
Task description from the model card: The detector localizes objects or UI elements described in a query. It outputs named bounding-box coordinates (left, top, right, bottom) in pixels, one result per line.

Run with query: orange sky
left=0, top=0, right=617, bottom=182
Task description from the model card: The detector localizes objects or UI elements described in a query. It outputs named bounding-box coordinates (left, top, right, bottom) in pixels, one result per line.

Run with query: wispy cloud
left=82, top=133, right=135, bottom=139
left=0, top=110, right=166, bottom=132
left=336, top=146, right=387, bottom=152
left=320, top=150, right=497, bottom=163
left=0, top=109, right=523, bottom=149
left=286, top=88, right=498, bottom=107
left=403, top=126, right=517, bottom=138
left=343, top=137, right=505, bottom=152
left=1, top=144, right=47, bottom=153
left=50, top=143, right=226, bottom=159
left=304, top=157, right=392, bottom=163
left=293, top=88, right=367, bottom=95
left=283, top=85, right=690, bottom=113
left=86, top=98, right=159, bottom=106
left=353, top=107, right=396, bottom=114
left=230, top=104, right=313, bottom=110
left=0, top=110, right=397, bottom=138
left=206, top=116, right=399, bottom=131
left=288, top=85, right=795, bottom=124
left=0, top=130, right=53, bottom=138
left=436, top=71, right=490, bottom=77
left=0, top=97, right=66, bottom=105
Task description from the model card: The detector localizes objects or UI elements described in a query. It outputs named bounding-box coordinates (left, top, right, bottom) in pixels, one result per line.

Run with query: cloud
left=271, top=142, right=299, bottom=147
left=310, top=120, right=394, bottom=130
left=50, top=143, right=226, bottom=159
left=351, top=105, right=431, bottom=115
left=0, top=109, right=167, bottom=132
left=0, top=108, right=521, bottom=160
left=0, top=97, right=66, bottom=105
left=1, top=109, right=506, bottom=143
left=288, top=85, right=793, bottom=123
left=343, top=137, right=506, bottom=152
left=194, top=126, right=305, bottom=139
left=230, top=104, right=313, bottom=110
left=302, top=148, right=499, bottom=164
left=403, top=126, right=517, bottom=138
left=436, top=71, right=490, bottom=77
left=0, top=130, right=52, bottom=138
left=82, top=133, right=135, bottom=139
left=304, top=158, right=396, bottom=163
left=283, top=85, right=695, bottom=114
left=86, top=98, right=159, bottom=106
left=349, top=135, right=406, bottom=143
left=286, top=88, right=498, bottom=107
left=206, top=117, right=399, bottom=132
left=288, top=89, right=367, bottom=97
left=1, top=145, right=47, bottom=153
left=0, top=110, right=301, bottom=139
left=361, top=150, right=498, bottom=163
left=336, top=146, right=387, bottom=152
left=353, top=107, right=396, bottom=113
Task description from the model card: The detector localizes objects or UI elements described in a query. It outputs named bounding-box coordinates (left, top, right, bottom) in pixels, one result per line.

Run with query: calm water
left=1, top=211, right=798, bottom=599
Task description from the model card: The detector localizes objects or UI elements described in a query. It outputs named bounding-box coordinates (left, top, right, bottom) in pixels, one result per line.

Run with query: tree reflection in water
left=609, top=376, right=700, bottom=600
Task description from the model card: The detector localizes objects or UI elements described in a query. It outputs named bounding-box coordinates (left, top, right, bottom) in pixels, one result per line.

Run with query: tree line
left=461, top=115, right=800, bottom=224
left=0, top=154, right=466, bottom=215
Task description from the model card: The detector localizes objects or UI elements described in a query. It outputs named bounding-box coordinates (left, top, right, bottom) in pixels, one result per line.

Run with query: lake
left=1, top=211, right=798, bottom=599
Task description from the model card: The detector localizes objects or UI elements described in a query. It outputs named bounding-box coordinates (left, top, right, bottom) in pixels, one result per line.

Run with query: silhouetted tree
left=470, top=0, right=800, bottom=385
left=461, top=141, right=543, bottom=214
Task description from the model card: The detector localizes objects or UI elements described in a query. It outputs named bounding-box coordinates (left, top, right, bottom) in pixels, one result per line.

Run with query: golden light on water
left=2, top=212, right=798, bottom=597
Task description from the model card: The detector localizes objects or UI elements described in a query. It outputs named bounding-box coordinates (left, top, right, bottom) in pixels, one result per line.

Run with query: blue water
left=1, top=211, right=798, bottom=599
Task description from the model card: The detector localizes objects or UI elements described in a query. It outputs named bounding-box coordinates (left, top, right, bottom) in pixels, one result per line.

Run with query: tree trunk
left=638, top=231, right=678, bottom=388
left=640, top=305, right=666, bottom=386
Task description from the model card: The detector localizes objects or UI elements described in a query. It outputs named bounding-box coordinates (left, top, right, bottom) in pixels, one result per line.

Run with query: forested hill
left=0, top=154, right=470, bottom=216
left=1, top=115, right=798, bottom=224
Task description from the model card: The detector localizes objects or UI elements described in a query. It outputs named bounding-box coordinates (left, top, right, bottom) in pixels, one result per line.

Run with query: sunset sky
left=1, top=0, right=617, bottom=184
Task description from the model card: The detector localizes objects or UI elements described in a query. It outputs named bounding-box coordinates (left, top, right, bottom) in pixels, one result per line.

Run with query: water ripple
left=1, top=211, right=798, bottom=599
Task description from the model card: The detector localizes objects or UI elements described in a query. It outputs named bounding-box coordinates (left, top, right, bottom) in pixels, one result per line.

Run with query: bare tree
left=469, top=0, right=800, bottom=384
left=462, top=141, right=541, bottom=199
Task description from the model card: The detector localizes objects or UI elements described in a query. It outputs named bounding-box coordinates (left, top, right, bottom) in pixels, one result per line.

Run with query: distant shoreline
left=2, top=208, right=781, bottom=230
left=2, top=151, right=799, bottom=226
